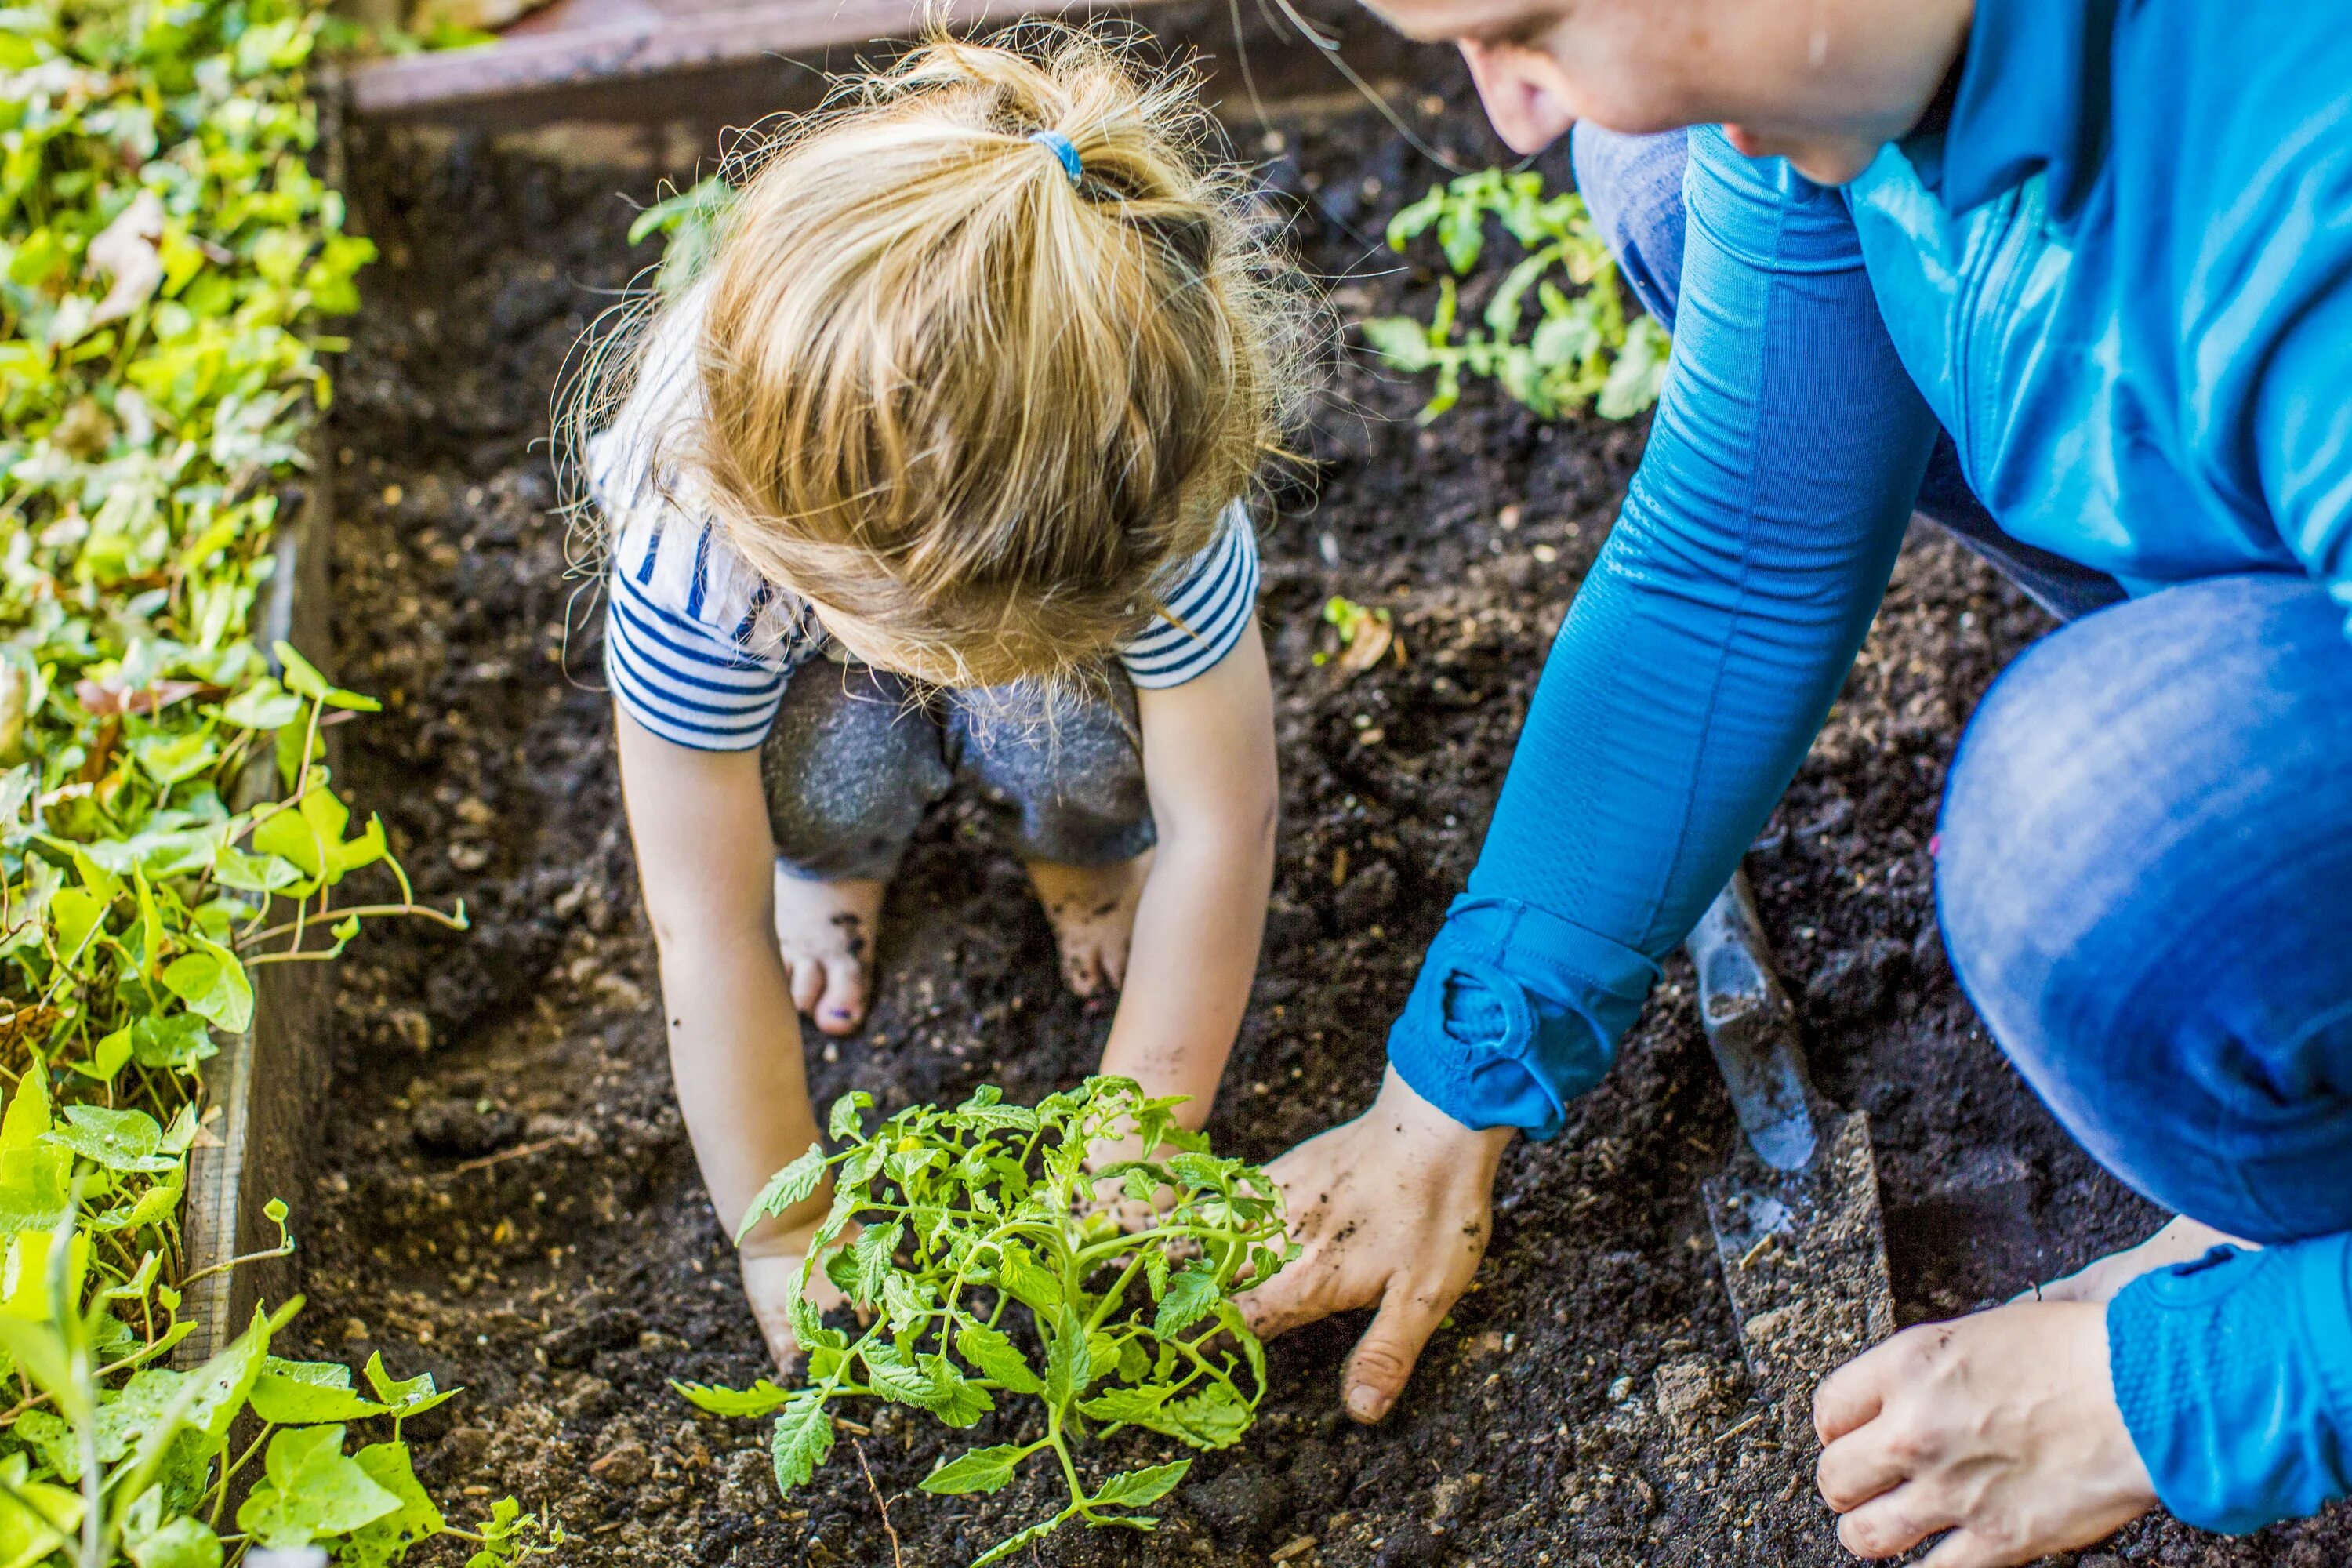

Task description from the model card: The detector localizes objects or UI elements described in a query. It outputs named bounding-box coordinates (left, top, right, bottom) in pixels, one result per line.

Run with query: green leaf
left=1044, top=1306, right=1092, bottom=1406
left=916, top=1354, right=993, bottom=1428
left=248, top=1356, right=392, bottom=1424
left=340, top=1443, right=446, bottom=1567
left=736, top=1143, right=827, bottom=1240
left=271, top=641, right=380, bottom=711
left=220, top=677, right=303, bottom=731
left=918, top=1443, right=1029, bottom=1496
left=858, top=1341, right=937, bottom=1408
left=159, top=942, right=252, bottom=1033
left=672, top=1378, right=795, bottom=1418
left=826, top=1091, right=873, bottom=1142
left=880, top=1270, right=931, bottom=1334
left=125, top=1512, right=222, bottom=1568
left=1357, top=315, right=1439, bottom=372
left=971, top=1515, right=1068, bottom=1567
left=991, top=1245, right=1062, bottom=1315
left=955, top=1323, right=1043, bottom=1395
left=850, top=1221, right=902, bottom=1302
left=234, top=1425, right=404, bottom=1548
left=1089, top=1459, right=1189, bottom=1510
left=1079, top=1383, right=1251, bottom=1450
left=130, top=1014, right=216, bottom=1070
left=45, top=1104, right=175, bottom=1172
left=769, top=1390, right=835, bottom=1491
left=1152, top=1265, right=1220, bottom=1338
left=361, top=1351, right=459, bottom=1420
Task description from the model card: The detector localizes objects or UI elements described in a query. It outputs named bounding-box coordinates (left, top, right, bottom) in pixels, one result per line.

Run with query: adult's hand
left=1240, top=1067, right=1514, bottom=1422
left=1814, top=1299, right=2156, bottom=1567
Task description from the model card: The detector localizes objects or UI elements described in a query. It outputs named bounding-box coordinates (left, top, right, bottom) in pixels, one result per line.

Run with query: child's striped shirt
left=590, top=293, right=1262, bottom=753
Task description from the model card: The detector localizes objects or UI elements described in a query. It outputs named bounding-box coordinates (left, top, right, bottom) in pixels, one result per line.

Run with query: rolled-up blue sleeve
left=2110, top=1238, right=2352, bottom=1533
left=1388, top=131, right=1940, bottom=1135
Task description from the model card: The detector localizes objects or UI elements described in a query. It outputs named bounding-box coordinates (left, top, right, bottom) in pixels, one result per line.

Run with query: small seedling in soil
left=677, top=1077, right=1295, bottom=1566
left=1358, top=167, right=1671, bottom=423
left=1316, top=594, right=1402, bottom=674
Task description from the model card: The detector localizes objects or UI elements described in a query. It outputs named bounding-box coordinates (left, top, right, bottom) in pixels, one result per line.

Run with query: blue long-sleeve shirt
left=1386, top=0, right=2352, bottom=1534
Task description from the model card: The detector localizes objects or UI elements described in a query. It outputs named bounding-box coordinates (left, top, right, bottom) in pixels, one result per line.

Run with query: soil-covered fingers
left=1341, top=1272, right=1461, bottom=1423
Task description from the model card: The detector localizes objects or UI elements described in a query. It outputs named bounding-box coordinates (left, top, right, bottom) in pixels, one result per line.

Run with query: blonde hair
left=572, top=24, right=1308, bottom=691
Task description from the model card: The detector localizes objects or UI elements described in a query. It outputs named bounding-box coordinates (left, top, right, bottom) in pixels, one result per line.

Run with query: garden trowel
left=1688, top=868, right=1895, bottom=1456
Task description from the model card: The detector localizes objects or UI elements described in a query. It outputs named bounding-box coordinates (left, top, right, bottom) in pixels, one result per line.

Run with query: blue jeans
left=1575, top=123, right=2352, bottom=1248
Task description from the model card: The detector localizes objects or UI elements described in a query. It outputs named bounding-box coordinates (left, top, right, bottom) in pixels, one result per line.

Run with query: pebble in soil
left=288, top=79, right=2349, bottom=1568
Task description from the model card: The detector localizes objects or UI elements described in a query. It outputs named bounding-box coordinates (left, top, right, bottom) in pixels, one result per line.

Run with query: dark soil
left=297, top=62, right=2349, bottom=1568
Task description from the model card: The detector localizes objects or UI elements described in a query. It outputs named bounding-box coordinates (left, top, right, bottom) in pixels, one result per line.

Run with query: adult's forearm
left=1099, top=822, right=1275, bottom=1129
left=1388, top=130, right=1943, bottom=1138
left=656, top=921, right=826, bottom=1242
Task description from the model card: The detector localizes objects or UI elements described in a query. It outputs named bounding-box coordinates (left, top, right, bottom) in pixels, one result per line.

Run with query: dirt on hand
left=296, top=80, right=2345, bottom=1568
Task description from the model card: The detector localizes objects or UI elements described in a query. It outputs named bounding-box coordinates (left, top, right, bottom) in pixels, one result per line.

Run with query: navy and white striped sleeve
left=601, top=503, right=789, bottom=752
left=1116, top=504, right=1261, bottom=689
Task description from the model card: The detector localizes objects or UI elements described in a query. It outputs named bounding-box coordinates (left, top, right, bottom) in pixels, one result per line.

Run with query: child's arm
left=1100, top=618, right=1279, bottom=1128
left=613, top=706, right=829, bottom=1316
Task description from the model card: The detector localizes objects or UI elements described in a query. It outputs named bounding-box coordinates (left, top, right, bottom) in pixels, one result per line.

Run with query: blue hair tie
left=1027, top=129, right=1083, bottom=187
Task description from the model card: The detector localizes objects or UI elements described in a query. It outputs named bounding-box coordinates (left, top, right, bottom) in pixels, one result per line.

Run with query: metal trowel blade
left=1706, top=1108, right=1896, bottom=1457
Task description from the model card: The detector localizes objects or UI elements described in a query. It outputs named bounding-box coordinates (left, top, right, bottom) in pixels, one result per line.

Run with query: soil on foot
left=299, top=77, right=2350, bottom=1568
left=1027, top=851, right=1152, bottom=998
left=771, top=869, right=883, bottom=1036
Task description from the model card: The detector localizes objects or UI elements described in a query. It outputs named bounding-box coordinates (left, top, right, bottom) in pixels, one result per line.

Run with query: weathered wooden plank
left=346, top=0, right=1182, bottom=122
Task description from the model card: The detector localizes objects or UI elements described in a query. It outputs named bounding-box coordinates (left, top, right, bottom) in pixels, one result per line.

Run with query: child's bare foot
left=740, top=1234, right=853, bottom=1374
left=771, top=868, right=883, bottom=1036
left=2022, top=1214, right=2256, bottom=1305
left=1025, top=851, right=1152, bottom=997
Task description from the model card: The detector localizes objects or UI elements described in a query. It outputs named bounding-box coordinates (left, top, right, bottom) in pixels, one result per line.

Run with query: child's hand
left=739, top=1219, right=857, bottom=1374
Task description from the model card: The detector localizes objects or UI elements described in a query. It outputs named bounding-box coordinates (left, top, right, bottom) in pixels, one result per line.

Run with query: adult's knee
left=1569, top=124, right=1689, bottom=330
left=1935, top=575, right=2352, bottom=1241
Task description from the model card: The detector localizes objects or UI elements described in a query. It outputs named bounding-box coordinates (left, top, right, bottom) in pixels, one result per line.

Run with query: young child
left=576, top=29, right=1299, bottom=1366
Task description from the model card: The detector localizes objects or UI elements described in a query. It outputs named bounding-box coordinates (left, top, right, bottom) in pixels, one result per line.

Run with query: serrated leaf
left=1089, top=1459, right=1189, bottom=1510
left=991, top=1245, right=1062, bottom=1315
left=880, top=1271, right=931, bottom=1334
left=916, top=1355, right=993, bottom=1428
left=735, top=1143, right=826, bottom=1241
left=1044, top=1307, right=1092, bottom=1406
left=955, top=1323, right=1042, bottom=1395
left=859, top=1341, right=937, bottom=1408
left=850, top=1221, right=902, bottom=1302
left=770, top=1391, right=834, bottom=1491
left=672, top=1378, right=795, bottom=1418
left=918, top=1442, right=1029, bottom=1496
left=1153, top=1265, right=1220, bottom=1338
left=971, top=1515, right=1068, bottom=1568
left=827, top=1092, right=873, bottom=1142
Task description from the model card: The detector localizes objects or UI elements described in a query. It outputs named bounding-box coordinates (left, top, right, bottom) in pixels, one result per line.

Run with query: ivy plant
left=677, top=1078, right=1296, bottom=1567
left=2, top=0, right=543, bottom=1558
left=1359, top=168, right=1671, bottom=422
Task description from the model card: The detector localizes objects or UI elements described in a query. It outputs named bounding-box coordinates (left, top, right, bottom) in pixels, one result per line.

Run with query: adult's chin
left=1724, top=123, right=1881, bottom=186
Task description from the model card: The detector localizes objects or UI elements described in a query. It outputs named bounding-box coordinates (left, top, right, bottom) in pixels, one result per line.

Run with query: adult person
left=1238, top=1, right=2352, bottom=1563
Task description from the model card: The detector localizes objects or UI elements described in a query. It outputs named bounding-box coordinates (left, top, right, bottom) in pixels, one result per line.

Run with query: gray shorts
left=760, top=659, right=1154, bottom=883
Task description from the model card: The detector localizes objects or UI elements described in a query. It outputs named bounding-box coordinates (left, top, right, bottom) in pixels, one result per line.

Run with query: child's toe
left=815, top=957, right=867, bottom=1035
left=785, top=956, right=827, bottom=1017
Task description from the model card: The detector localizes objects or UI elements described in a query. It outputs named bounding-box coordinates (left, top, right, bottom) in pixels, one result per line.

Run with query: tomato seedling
left=678, top=1077, right=1295, bottom=1566
left=1358, top=168, right=1671, bottom=423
